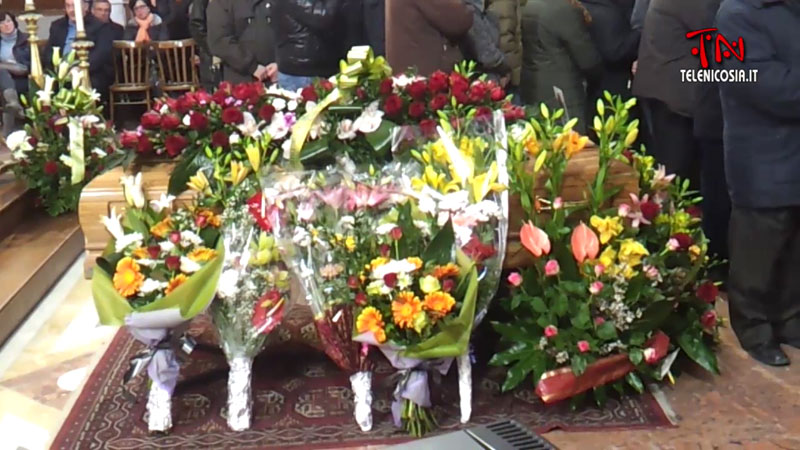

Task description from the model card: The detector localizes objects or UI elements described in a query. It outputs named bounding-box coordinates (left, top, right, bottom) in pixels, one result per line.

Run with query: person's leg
left=728, top=206, right=794, bottom=365
left=647, top=99, right=698, bottom=185
left=278, top=72, right=313, bottom=92
left=699, top=138, right=731, bottom=276
left=1, top=69, right=21, bottom=136
left=776, top=208, right=800, bottom=346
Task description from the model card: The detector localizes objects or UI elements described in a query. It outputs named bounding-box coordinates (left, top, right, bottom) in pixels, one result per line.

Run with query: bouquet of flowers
left=91, top=173, right=223, bottom=432
left=491, top=96, right=721, bottom=405
left=4, top=51, right=128, bottom=216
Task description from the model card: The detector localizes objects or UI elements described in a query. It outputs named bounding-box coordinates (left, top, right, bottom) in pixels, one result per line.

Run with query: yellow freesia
left=187, top=170, right=212, bottom=195
left=228, top=161, right=250, bottom=186
left=590, top=215, right=624, bottom=244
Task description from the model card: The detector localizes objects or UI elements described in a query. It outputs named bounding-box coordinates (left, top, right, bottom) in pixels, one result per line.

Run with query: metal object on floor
left=388, top=419, right=557, bottom=450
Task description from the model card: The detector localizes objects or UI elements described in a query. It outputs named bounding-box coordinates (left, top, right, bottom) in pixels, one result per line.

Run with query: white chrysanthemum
left=339, top=216, right=355, bottom=228
left=139, top=278, right=166, bottom=295
left=272, top=98, right=287, bottom=111
left=180, top=257, right=202, bottom=274
left=217, top=269, right=240, bottom=299
left=180, top=231, right=204, bottom=248
left=135, top=259, right=158, bottom=268
left=159, top=241, right=175, bottom=253
left=372, top=259, right=417, bottom=279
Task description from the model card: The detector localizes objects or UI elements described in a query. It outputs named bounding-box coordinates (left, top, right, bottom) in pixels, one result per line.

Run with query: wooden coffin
left=78, top=162, right=194, bottom=278
left=504, top=146, right=639, bottom=269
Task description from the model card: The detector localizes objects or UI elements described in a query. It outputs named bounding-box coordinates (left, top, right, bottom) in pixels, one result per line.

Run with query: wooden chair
left=152, top=39, right=200, bottom=96
left=110, top=41, right=153, bottom=124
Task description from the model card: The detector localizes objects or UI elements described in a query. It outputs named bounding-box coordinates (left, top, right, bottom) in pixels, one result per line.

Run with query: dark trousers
left=698, top=138, right=730, bottom=262
left=642, top=98, right=699, bottom=188
left=728, top=207, right=800, bottom=350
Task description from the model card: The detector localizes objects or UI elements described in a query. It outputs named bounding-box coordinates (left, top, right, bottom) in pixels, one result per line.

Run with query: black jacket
left=45, top=15, right=114, bottom=93
left=189, top=0, right=210, bottom=54
left=2, top=31, right=32, bottom=93
left=717, top=0, right=800, bottom=208
left=274, top=0, right=344, bottom=77
left=108, top=21, right=125, bottom=40
left=362, top=0, right=385, bottom=56
left=580, top=0, right=639, bottom=102
left=207, top=0, right=276, bottom=83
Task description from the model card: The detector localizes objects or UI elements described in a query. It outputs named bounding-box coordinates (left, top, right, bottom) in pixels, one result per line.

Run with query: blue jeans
left=278, top=73, right=314, bottom=92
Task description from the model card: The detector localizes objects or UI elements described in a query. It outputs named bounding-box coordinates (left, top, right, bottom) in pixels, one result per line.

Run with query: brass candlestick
left=19, top=4, right=44, bottom=89
left=71, top=35, right=94, bottom=91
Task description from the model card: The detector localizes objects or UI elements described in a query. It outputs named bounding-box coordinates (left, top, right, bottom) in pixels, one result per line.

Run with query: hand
left=266, top=63, right=278, bottom=83
left=253, top=64, right=268, bottom=81
left=631, top=60, right=638, bottom=76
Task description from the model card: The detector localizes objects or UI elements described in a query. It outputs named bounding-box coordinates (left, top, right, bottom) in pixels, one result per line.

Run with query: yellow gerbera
left=165, top=274, right=188, bottom=295
left=590, top=215, right=623, bottom=244
left=433, top=263, right=460, bottom=279
left=113, top=257, right=144, bottom=297
left=424, top=291, right=456, bottom=319
left=356, top=307, right=387, bottom=343
left=188, top=247, right=217, bottom=262
left=406, top=257, right=423, bottom=271
left=131, top=247, right=148, bottom=259
left=150, top=217, right=173, bottom=239
left=391, top=291, right=423, bottom=329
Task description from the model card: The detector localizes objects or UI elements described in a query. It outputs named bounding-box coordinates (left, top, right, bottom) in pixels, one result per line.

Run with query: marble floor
left=1, top=256, right=800, bottom=450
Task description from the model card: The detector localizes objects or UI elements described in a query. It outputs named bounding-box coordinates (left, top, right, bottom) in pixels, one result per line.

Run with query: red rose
left=348, top=276, right=360, bottom=290
left=189, top=112, right=208, bottom=130
left=594, top=317, right=606, bottom=326
left=701, top=310, right=717, bottom=330
left=490, top=86, right=506, bottom=102
left=429, top=71, right=448, bottom=93
left=419, top=119, right=437, bottom=137
left=503, top=104, right=525, bottom=121
left=218, top=81, right=233, bottom=94
left=380, top=244, right=391, bottom=257
left=442, top=278, right=455, bottom=292
left=169, top=231, right=181, bottom=244
left=301, top=85, right=318, bottom=102
left=233, top=83, right=256, bottom=101
left=687, top=205, right=703, bottom=218
left=408, top=101, right=426, bottom=119
left=453, top=89, right=470, bottom=105
left=449, top=72, right=469, bottom=91
left=671, top=233, right=693, bottom=251
left=141, top=111, right=161, bottom=129
left=147, top=245, right=161, bottom=259
left=176, top=94, right=197, bottom=113
left=161, top=114, right=181, bottom=131
left=137, top=135, right=154, bottom=154
left=383, top=273, right=398, bottom=288
left=429, top=93, right=449, bottom=111
left=165, top=255, right=180, bottom=271
left=383, top=94, right=404, bottom=117
left=320, top=79, right=334, bottom=91
left=212, top=90, right=227, bottom=106
left=195, top=214, right=208, bottom=228
left=43, top=161, right=59, bottom=176
left=211, top=130, right=229, bottom=148
left=89, top=126, right=99, bottom=136
left=356, top=87, right=367, bottom=100
left=164, top=97, right=178, bottom=111
left=165, top=134, right=188, bottom=157
left=640, top=201, right=661, bottom=221
left=408, top=80, right=428, bottom=100
left=390, top=226, right=403, bottom=240
left=120, top=131, right=139, bottom=148
left=469, top=82, right=488, bottom=103
left=195, top=90, right=213, bottom=104
left=28, top=137, right=38, bottom=147
left=355, top=292, right=367, bottom=306
left=259, top=104, right=276, bottom=122
left=696, top=282, right=719, bottom=304
left=379, top=78, right=394, bottom=96
left=221, top=107, right=244, bottom=124
left=476, top=106, right=492, bottom=119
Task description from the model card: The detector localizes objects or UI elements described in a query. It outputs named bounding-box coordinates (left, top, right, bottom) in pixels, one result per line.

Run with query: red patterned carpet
left=52, top=323, right=671, bottom=449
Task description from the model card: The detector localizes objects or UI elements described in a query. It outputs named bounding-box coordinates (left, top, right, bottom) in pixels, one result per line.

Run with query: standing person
left=486, top=0, right=522, bottom=92
left=630, top=0, right=649, bottom=30
left=717, top=0, right=800, bottom=367
left=0, top=12, right=29, bottom=136
left=124, top=0, right=170, bottom=42
left=273, top=0, right=345, bottom=92
left=461, top=0, right=510, bottom=84
left=631, top=0, right=720, bottom=186
left=91, top=0, right=125, bottom=39
left=362, top=0, right=385, bottom=56
left=385, top=0, right=473, bottom=76
left=207, top=0, right=277, bottom=84
left=189, top=0, right=214, bottom=88
left=520, top=0, right=601, bottom=134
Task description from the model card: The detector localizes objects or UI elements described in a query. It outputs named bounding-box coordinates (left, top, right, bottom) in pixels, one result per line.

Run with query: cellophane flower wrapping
left=212, top=180, right=291, bottom=431
left=92, top=179, right=223, bottom=432
left=267, top=169, right=413, bottom=431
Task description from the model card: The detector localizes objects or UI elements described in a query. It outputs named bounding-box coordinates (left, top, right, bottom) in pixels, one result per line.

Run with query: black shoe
left=747, top=344, right=790, bottom=367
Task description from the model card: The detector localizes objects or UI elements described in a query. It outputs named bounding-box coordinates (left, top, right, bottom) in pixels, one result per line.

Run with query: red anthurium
left=570, top=222, right=600, bottom=264
left=520, top=221, right=551, bottom=257
left=252, top=291, right=285, bottom=334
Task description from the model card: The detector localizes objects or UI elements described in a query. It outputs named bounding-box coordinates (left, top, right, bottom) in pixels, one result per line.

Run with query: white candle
left=25, top=0, right=35, bottom=11
left=75, top=1, right=85, bottom=35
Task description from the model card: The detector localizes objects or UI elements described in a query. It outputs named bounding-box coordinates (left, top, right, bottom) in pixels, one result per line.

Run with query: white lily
left=337, top=119, right=357, bottom=140
left=37, top=76, right=55, bottom=107
left=120, top=173, right=146, bottom=209
left=6, top=130, right=32, bottom=160
left=80, top=114, right=101, bottom=128
left=268, top=112, right=291, bottom=140
left=57, top=61, right=70, bottom=79
left=114, top=233, right=144, bottom=253
left=352, top=101, right=384, bottom=134
left=180, top=257, right=202, bottom=274
left=70, top=68, right=84, bottom=88
left=281, top=139, right=292, bottom=160
left=100, top=207, right=125, bottom=240
left=150, top=193, right=176, bottom=213
left=237, top=112, right=262, bottom=138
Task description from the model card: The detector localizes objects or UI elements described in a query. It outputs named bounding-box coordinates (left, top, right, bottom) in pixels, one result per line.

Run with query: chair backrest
left=112, top=41, right=152, bottom=86
left=153, top=39, right=199, bottom=90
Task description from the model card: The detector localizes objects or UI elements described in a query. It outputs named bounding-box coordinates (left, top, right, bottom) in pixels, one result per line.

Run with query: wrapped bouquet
left=92, top=174, right=223, bottom=432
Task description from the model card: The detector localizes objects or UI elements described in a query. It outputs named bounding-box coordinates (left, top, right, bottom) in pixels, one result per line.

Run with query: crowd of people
left=0, top=0, right=798, bottom=366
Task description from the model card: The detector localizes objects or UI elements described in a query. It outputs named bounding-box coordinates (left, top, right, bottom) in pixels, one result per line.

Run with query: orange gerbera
left=165, top=274, right=188, bottom=295
left=432, top=263, right=460, bottom=279
left=150, top=217, right=173, bottom=239
left=406, top=257, right=423, bottom=271
left=113, top=257, right=144, bottom=297
left=424, top=291, right=456, bottom=319
left=188, top=247, right=217, bottom=262
left=196, top=208, right=222, bottom=228
left=391, top=291, right=422, bottom=329
left=356, top=307, right=387, bottom=343
left=131, top=247, right=148, bottom=259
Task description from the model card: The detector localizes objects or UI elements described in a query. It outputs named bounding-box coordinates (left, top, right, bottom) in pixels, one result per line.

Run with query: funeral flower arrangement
left=92, top=172, right=223, bottom=432
left=5, top=51, right=127, bottom=216
left=491, top=97, right=721, bottom=405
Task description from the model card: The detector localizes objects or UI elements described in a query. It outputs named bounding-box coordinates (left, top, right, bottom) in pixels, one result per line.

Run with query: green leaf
left=593, top=385, right=608, bottom=407
left=492, top=322, right=530, bottom=343
left=531, top=297, right=548, bottom=313
left=488, top=341, right=533, bottom=366
left=629, top=348, right=644, bottom=366
left=95, top=253, right=122, bottom=276
left=626, top=372, right=644, bottom=394
left=199, top=226, right=220, bottom=248
left=632, top=301, right=674, bottom=333
left=629, top=331, right=646, bottom=346
left=421, top=220, right=455, bottom=265
left=571, top=355, right=588, bottom=376
left=124, top=209, right=149, bottom=236
left=510, top=293, right=523, bottom=310
left=552, top=291, right=568, bottom=316
left=571, top=305, right=591, bottom=330
left=678, top=329, right=720, bottom=374
left=596, top=321, right=618, bottom=340
left=168, top=153, right=199, bottom=196
left=364, top=121, right=396, bottom=155
left=299, top=138, right=333, bottom=166
left=502, top=353, right=538, bottom=392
